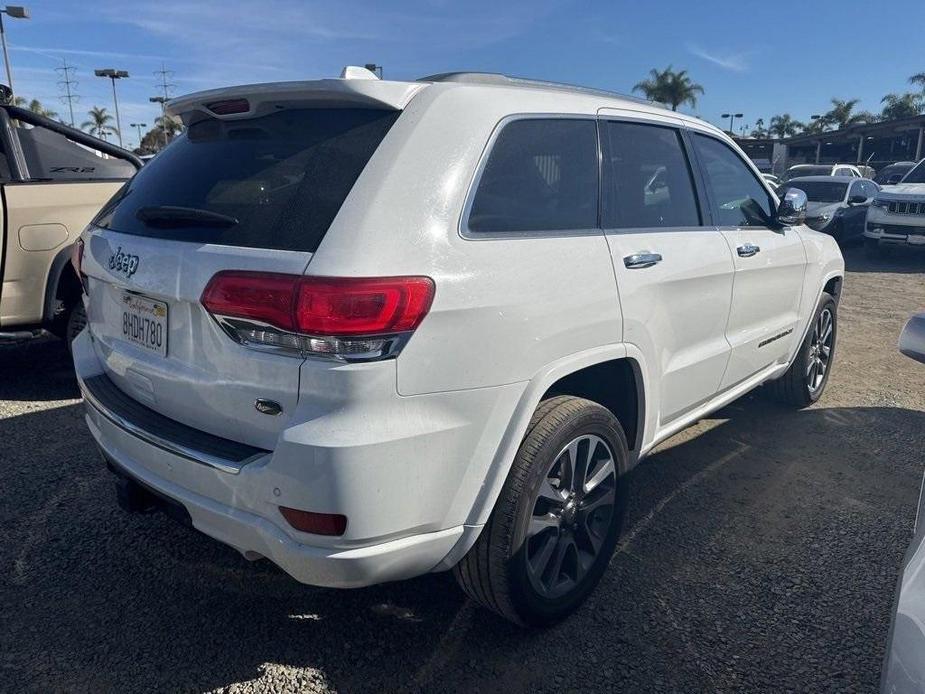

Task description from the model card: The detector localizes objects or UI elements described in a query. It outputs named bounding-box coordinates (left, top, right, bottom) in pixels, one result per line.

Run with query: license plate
left=120, top=292, right=168, bottom=357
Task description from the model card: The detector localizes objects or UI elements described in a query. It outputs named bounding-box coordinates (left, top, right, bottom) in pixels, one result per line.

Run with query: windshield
left=783, top=166, right=830, bottom=181
left=874, top=165, right=913, bottom=184
left=92, top=107, right=399, bottom=252
left=789, top=180, right=848, bottom=203
left=902, top=161, right=925, bottom=184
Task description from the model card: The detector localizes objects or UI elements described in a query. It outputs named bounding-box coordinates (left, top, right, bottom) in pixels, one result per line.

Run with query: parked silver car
left=882, top=313, right=925, bottom=693
left=785, top=176, right=879, bottom=244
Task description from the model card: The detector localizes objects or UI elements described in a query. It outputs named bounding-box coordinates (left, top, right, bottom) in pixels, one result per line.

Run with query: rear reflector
left=206, top=98, right=250, bottom=115
left=200, top=272, right=435, bottom=361
left=279, top=506, right=347, bottom=536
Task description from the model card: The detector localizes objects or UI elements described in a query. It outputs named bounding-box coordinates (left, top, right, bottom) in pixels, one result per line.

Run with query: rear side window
left=467, top=118, right=598, bottom=233
left=601, top=121, right=701, bottom=229
left=693, top=134, right=773, bottom=227
left=93, top=108, right=399, bottom=252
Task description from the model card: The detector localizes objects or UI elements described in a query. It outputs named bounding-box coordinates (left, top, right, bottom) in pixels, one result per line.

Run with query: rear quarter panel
left=306, top=84, right=624, bottom=396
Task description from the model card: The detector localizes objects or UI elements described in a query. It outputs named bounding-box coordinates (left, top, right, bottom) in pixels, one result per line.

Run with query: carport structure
left=735, top=114, right=925, bottom=175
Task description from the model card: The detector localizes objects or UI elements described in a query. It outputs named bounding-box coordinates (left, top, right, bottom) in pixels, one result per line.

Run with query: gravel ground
left=2, top=245, right=925, bottom=693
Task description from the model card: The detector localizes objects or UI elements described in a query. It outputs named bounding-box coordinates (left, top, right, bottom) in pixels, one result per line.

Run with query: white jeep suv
left=865, top=159, right=925, bottom=255
left=72, top=69, right=844, bottom=626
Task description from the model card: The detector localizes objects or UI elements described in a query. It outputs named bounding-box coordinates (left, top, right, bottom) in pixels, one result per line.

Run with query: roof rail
left=418, top=71, right=655, bottom=107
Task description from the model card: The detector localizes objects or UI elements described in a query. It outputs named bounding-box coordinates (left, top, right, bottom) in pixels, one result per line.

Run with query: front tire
left=453, top=396, right=629, bottom=626
left=766, top=293, right=837, bottom=408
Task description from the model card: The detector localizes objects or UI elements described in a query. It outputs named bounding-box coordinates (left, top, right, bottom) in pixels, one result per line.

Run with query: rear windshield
left=788, top=180, right=847, bottom=203
left=92, top=108, right=399, bottom=252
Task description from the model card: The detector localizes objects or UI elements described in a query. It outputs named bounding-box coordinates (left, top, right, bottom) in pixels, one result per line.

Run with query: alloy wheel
left=806, top=307, right=834, bottom=393
left=524, top=434, right=617, bottom=599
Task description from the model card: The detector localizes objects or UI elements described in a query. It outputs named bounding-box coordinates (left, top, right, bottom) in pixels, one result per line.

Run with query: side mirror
left=899, top=313, right=925, bottom=365
left=848, top=194, right=867, bottom=205
left=777, top=187, right=807, bottom=226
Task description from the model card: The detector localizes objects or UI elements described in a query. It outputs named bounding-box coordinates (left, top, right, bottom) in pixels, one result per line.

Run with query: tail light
left=200, top=272, right=435, bottom=361
left=71, top=237, right=87, bottom=293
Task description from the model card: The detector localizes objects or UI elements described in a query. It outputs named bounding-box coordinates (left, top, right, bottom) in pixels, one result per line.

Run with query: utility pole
left=0, top=6, right=29, bottom=95
left=152, top=63, right=176, bottom=149
left=55, top=57, right=78, bottom=127
left=130, top=122, right=146, bottom=148
left=94, top=68, right=129, bottom=147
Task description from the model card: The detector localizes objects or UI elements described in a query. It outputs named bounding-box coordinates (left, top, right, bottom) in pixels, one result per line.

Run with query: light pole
left=0, top=6, right=29, bottom=95
left=721, top=112, right=743, bottom=134
left=149, top=95, right=168, bottom=148
left=94, top=68, right=129, bottom=147
left=130, top=122, right=146, bottom=148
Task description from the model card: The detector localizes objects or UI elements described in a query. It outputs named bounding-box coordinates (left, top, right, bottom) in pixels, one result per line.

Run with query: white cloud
left=687, top=43, right=749, bottom=73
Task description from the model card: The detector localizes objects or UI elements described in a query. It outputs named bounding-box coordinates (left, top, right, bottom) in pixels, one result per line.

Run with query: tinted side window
left=693, top=134, right=773, bottom=227
left=468, top=119, right=598, bottom=233
left=849, top=181, right=863, bottom=198
left=601, top=121, right=701, bottom=229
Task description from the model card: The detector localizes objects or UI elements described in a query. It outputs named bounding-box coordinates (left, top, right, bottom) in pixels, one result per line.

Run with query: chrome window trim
left=458, top=113, right=603, bottom=241
left=81, top=382, right=263, bottom=475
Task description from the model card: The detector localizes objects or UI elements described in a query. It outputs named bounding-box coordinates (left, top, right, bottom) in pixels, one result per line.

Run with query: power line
left=55, top=57, right=78, bottom=126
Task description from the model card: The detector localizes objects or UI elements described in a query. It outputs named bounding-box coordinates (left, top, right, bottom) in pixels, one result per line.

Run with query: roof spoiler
left=167, top=76, right=424, bottom=122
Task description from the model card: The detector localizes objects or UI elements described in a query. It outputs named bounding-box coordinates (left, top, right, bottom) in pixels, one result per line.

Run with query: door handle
left=737, top=243, right=761, bottom=258
left=623, top=252, right=662, bottom=269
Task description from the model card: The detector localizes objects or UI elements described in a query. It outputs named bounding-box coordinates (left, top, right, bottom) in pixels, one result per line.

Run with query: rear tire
left=64, top=301, right=87, bottom=352
left=766, top=293, right=837, bottom=408
left=453, top=396, right=629, bottom=626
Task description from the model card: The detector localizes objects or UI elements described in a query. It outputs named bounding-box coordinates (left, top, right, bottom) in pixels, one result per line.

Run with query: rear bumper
left=73, top=329, right=521, bottom=588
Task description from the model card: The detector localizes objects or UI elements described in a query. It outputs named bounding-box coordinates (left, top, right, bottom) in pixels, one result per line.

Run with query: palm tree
left=27, top=99, right=57, bottom=119
left=154, top=114, right=182, bottom=138
left=768, top=113, right=803, bottom=138
left=632, top=66, right=704, bottom=111
left=81, top=106, right=118, bottom=140
left=910, top=72, right=925, bottom=91
left=820, top=98, right=873, bottom=129
left=881, top=92, right=924, bottom=120
left=750, top=118, right=767, bottom=138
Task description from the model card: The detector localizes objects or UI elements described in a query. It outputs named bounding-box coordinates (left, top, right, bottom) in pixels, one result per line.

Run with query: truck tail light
left=200, top=272, right=435, bottom=361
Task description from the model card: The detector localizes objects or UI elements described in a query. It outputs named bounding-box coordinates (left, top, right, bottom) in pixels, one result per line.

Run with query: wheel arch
left=42, top=242, right=81, bottom=326
left=466, top=345, right=646, bottom=527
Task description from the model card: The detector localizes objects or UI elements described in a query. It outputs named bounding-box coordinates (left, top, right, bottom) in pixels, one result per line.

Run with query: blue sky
left=8, top=0, right=925, bottom=148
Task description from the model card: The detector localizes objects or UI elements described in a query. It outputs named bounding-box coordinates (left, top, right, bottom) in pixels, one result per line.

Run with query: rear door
left=82, top=107, right=399, bottom=450
left=599, top=113, right=735, bottom=426
left=690, top=132, right=806, bottom=389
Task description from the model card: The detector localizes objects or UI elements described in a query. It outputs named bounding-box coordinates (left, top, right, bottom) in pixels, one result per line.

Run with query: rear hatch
left=81, top=88, right=410, bottom=450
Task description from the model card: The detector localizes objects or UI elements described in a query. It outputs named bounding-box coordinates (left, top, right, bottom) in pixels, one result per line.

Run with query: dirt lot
left=2, top=246, right=925, bottom=693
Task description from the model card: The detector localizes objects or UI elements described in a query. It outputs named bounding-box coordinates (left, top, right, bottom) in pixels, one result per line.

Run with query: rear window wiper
left=135, top=205, right=239, bottom=229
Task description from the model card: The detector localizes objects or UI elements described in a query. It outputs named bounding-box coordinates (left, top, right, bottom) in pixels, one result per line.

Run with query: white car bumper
left=73, top=329, right=523, bottom=588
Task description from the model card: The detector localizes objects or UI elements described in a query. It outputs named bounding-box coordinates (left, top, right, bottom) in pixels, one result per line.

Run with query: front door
left=689, top=132, right=806, bottom=390
left=599, top=115, right=735, bottom=427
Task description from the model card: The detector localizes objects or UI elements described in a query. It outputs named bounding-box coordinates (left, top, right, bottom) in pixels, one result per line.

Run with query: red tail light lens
left=294, top=276, right=434, bottom=336
left=201, top=272, right=298, bottom=331
left=279, top=506, right=347, bottom=536
left=200, top=272, right=435, bottom=360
